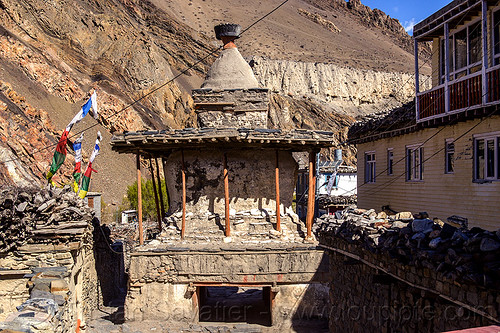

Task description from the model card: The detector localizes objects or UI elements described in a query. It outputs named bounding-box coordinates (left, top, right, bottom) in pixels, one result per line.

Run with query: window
left=454, top=28, right=467, bottom=76
left=445, top=140, right=455, bottom=174
left=468, top=22, right=481, bottom=71
left=387, top=148, right=394, bottom=175
left=406, top=145, right=424, bottom=181
left=365, top=152, right=376, bottom=183
left=440, top=20, right=482, bottom=80
left=493, top=9, right=500, bottom=65
left=474, top=133, right=500, bottom=181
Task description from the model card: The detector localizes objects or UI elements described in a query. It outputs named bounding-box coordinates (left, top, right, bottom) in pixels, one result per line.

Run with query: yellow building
left=349, top=0, right=500, bottom=231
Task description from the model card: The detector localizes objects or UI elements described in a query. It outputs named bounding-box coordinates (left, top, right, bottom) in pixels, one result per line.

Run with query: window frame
left=364, top=151, right=376, bottom=184
left=387, top=148, right=394, bottom=176
left=492, top=7, right=500, bottom=66
left=440, top=18, right=482, bottom=82
left=445, top=139, right=455, bottom=174
left=406, top=144, right=424, bottom=182
left=473, top=131, right=500, bottom=182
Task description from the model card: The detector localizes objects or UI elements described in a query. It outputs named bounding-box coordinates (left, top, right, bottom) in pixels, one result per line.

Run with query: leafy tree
left=125, top=178, right=168, bottom=220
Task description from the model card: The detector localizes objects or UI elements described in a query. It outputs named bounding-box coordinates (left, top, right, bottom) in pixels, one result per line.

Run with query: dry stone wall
left=0, top=186, right=100, bottom=332
left=317, top=208, right=500, bottom=332
left=193, top=88, right=269, bottom=128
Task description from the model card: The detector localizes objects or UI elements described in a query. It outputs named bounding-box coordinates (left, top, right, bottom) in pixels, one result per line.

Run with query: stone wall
left=193, top=88, right=269, bottom=128
left=326, top=248, right=493, bottom=332
left=125, top=248, right=329, bottom=323
left=165, top=149, right=297, bottom=215
left=0, top=239, right=99, bottom=332
left=318, top=208, right=500, bottom=332
left=0, top=187, right=101, bottom=332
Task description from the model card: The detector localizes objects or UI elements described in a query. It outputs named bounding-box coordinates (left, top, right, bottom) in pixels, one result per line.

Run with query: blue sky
left=361, top=0, right=452, bottom=34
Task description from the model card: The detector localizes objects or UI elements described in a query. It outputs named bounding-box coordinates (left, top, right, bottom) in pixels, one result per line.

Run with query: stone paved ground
left=85, top=306, right=328, bottom=333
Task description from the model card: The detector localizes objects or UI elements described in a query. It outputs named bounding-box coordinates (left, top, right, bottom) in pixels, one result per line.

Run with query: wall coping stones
left=111, top=128, right=336, bottom=154
left=317, top=207, right=500, bottom=324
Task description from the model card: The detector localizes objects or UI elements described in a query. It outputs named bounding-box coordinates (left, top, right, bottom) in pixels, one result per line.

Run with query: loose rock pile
left=0, top=186, right=94, bottom=253
left=316, top=207, right=500, bottom=289
left=0, top=267, right=70, bottom=332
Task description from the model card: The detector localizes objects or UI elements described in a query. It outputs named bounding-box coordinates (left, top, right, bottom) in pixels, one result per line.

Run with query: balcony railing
left=417, top=65, right=500, bottom=122
left=418, top=85, right=444, bottom=119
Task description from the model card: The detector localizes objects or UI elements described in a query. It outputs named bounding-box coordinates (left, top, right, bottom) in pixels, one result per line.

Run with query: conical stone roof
left=201, top=48, right=259, bottom=90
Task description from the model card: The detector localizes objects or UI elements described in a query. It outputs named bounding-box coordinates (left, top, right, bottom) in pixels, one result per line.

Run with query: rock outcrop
left=306, top=0, right=431, bottom=58
left=251, top=56, right=430, bottom=117
left=0, top=81, right=74, bottom=187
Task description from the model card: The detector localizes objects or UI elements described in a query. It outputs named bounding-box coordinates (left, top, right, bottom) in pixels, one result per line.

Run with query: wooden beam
left=181, top=150, right=186, bottom=239
left=137, top=154, right=143, bottom=246
left=155, top=158, right=166, bottom=220
left=223, top=152, right=230, bottom=237
left=149, top=157, right=162, bottom=231
left=162, top=157, right=170, bottom=213
left=275, top=150, right=281, bottom=232
left=305, top=151, right=316, bottom=240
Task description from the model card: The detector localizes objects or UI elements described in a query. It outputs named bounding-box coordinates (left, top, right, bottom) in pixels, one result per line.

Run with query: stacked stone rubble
left=0, top=186, right=94, bottom=253
left=316, top=207, right=500, bottom=332
left=0, top=186, right=99, bottom=333
left=316, top=207, right=500, bottom=288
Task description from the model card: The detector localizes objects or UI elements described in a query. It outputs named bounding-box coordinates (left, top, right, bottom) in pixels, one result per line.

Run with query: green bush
left=126, top=178, right=168, bottom=220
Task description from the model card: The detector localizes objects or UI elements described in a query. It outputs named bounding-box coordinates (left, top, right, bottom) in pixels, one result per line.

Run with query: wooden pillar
left=155, top=158, right=166, bottom=219
left=481, top=0, right=489, bottom=104
left=275, top=150, right=281, bottom=232
left=414, top=37, right=420, bottom=121
left=136, top=154, right=143, bottom=245
left=305, top=151, right=316, bottom=240
left=444, top=22, right=450, bottom=113
left=181, top=150, right=186, bottom=239
left=162, top=157, right=170, bottom=212
left=149, top=157, right=162, bottom=231
left=223, top=152, right=230, bottom=237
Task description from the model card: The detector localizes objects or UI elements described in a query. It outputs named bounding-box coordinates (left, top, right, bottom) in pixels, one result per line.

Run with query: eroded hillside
left=0, top=0, right=427, bottom=207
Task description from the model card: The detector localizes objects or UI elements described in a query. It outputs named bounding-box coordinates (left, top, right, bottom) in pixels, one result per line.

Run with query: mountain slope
left=153, top=0, right=430, bottom=74
left=0, top=0, right=427, bottom=209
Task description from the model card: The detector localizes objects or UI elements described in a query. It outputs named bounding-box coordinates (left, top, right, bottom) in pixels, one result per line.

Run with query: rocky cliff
left=305, top=0, right=431, bottom=58
left=252, top=56, right=430, bottom=117
left=0, top=0, right=210, bottom=204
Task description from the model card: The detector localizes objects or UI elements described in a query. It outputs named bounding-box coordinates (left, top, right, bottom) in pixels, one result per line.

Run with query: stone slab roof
left=111, top=127, right=336, bottom=154
left=348, top=100, right=500, bottom=144
left=348, top=101, right=416, bottom=144
left=317, top=194, right=357, bottom=207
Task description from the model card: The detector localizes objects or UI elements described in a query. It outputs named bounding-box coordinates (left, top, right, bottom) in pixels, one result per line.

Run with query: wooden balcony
left=416, top=65, right=500, bottom=122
